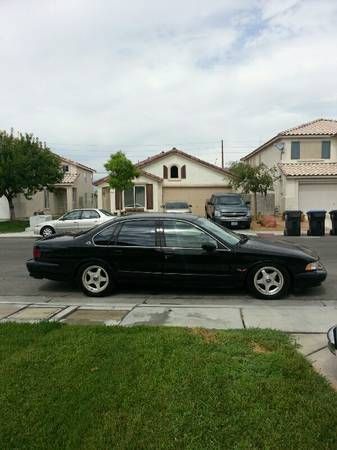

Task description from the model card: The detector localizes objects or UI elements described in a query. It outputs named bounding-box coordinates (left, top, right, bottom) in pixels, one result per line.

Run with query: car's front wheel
left=247, top=264, right=290, bottom=299
left=78, top=262, right=114, bottom=297
left=40, top=226, right=55, bottom=237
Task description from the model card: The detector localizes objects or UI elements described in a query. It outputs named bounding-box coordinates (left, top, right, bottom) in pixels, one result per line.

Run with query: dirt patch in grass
left=190, top=327, right=219, bottom=343
left=251, top=342, right=272, bottom=354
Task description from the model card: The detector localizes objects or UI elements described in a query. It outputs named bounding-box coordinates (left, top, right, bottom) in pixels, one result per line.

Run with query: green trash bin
left=284, top=210, right=301, bottom=236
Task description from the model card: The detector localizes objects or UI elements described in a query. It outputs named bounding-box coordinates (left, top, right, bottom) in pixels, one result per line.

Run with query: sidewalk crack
left=240, top=308, right=246, bottom=329
left=305, top=345, right=328, bottom=357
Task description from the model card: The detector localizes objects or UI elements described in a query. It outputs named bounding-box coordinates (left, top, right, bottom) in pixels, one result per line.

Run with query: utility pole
left=221, top=139, right=224, bottom=168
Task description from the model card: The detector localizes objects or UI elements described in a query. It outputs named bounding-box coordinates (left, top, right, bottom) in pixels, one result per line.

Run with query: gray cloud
left=0, top=0, right=336, bottom=175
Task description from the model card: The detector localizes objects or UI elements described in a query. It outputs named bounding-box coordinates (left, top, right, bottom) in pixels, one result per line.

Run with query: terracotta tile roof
left=55, top=172, right=79, bottom=185
left=280, top=118, right=337, bottom=136
left=136, top=147, right=231, bottom=175
left=278, top=162, right=337, bottom=177
left=94, top=169, right=163, bottom=186
left=242, top=118, right=337, bottom=161
left=60, top=156, right=96, bottom=173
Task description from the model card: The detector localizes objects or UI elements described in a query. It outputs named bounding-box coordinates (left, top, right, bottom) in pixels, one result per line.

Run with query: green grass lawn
left=1, top=323, right=337, bottom=450
left=0, top=220, right=29, bottom=233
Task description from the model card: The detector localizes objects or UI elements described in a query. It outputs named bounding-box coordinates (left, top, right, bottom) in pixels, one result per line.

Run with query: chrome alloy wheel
left=253, top=266, right=284, bottom=296
left=82, top=265, right=109, bottom=294
left=41, top=227, right=54, bottom=237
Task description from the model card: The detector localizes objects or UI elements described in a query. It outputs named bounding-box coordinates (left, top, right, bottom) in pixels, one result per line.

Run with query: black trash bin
left=329, top=210, right=337, bottom=235
left=307, top=210, right=326, bottom=236
left=284, top=210, right=302, bottom=236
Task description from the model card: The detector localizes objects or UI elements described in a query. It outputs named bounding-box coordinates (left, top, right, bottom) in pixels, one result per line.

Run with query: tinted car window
left=93, top=225, right=117, bottom=245
left=197, top=218, right=240, bottom=246
left=82, top=210, right=100, bottom=219
left=163, top=220, right=217, bottom=248
left=62, top=211, right=82, bottom=220
left=116, top=220, right=156, bottom=247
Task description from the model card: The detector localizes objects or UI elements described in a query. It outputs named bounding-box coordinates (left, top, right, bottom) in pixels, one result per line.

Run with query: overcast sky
left=1, top=0, right=337, bottom=176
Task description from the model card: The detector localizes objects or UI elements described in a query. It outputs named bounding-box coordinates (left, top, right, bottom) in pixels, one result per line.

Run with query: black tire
left=246, top=264, right=290, bottom=300
left=40, top=226, right=55, bottom=237
left=78, top=261, right=114, bottom=297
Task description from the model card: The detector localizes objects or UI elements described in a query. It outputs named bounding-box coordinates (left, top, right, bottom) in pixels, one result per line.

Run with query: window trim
left=81, top=209, right=100, bottom=219
left=115, top=218, right=160, bottom=247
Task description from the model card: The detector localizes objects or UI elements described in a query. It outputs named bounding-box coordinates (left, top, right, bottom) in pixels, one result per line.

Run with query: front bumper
left=214, top=216, right=251, bottom=227
left=327, top=326, right=337, bottom=355
left=26, top=259, right=70, bottom=281
left=294, top=268, right=327, bottom=288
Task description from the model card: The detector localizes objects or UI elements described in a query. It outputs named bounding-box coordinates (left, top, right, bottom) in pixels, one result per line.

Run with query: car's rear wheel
left=247, top=264, right=290, bottom=299
left=79, top=262, right=114, bottom=297
left=40, top=226, right=55, bottom=237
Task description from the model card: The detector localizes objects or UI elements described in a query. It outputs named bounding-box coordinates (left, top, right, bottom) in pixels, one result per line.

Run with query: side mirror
left=161, top=204, right=165, bottom=208
left=245, top=201, right=251, bottom=206
left=189, top=204, right=192, bottom=208
left=328, top=326, right=337, bottom=354
left=202, top=242, right=217, bottom=252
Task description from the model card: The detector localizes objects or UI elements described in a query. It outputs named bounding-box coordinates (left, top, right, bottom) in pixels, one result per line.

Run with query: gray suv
left=205, top=193, right=251, bottom=229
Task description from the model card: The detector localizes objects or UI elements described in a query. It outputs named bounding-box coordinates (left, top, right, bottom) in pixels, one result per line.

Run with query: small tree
left=104, top=151, right=140, bottom=213
left=0, top=130, right=63, bottom=220
left=228, top=162, right=278, bottom=219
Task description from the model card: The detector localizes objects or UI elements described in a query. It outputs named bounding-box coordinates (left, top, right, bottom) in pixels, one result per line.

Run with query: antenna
left=274, top=142, right=285, bottom=152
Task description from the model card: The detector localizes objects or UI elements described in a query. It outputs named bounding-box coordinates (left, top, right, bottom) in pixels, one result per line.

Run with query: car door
left=106, top=219, right=163, bottom=282
left=160, top=219, right=233, bottom=286
left=54, top=210, right=82, bottom=233
left=79, top=209, right=101, bottom=232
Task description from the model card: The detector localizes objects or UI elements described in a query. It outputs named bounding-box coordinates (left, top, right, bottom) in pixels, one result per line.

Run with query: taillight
left=33, top=246, right=41, bottom=259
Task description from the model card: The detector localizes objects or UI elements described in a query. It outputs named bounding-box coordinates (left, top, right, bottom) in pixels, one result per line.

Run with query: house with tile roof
left=241, top=119, right=337, bottom=214
left=0, top=156, right=96, bottom=219
left=94, top=148, right=232, bottom=216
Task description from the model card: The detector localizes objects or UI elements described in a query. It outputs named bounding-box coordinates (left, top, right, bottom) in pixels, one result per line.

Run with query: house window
left=170, top=165, right=179, bottom=178
left=62, top=165, right=69, bottom=173
left=124, top=185, right=145, bottom=208
left=322, top=141, right=331, bottom=159
left=291, top=142, right=300, bottom=159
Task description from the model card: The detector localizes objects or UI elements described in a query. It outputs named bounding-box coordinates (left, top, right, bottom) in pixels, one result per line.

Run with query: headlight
left=214, top=210, right=221, bottom=217
left=305, top=261, right=323, bottom=271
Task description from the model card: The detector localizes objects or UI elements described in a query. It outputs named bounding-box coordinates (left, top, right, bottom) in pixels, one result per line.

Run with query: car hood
left=238, top=236, right=318, bottom=260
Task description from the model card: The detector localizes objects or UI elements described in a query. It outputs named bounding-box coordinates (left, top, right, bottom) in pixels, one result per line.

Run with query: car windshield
left=215, top=196, right=244, bottom=206
left=197, top=217, right=241, bottom=246
left=100, top=209, right=114, bottom=216
left=165, top=202, right=189, bottom=209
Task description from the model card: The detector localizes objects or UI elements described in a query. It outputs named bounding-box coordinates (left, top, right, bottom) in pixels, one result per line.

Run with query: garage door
left=298, top=183, right=337, bottom=213
left=163, top=186, right=231, bottom=216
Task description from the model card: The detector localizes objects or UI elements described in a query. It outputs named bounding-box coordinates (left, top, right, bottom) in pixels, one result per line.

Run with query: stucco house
left=0, top=156, right=95, bottom=220
left=241, top=119, right=337, bottom=214
left=95, top=148, right=232, bottom=216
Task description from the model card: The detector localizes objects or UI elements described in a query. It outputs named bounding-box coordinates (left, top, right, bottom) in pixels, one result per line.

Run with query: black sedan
left=26, top=214, right=327, bottom=299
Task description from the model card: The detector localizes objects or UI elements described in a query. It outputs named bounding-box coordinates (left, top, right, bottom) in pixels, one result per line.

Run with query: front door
left=160, top=219, right=232, bottom=286
left=110, top=219, right=163, bottom=282
left=55, top=210, right=82, bottom=233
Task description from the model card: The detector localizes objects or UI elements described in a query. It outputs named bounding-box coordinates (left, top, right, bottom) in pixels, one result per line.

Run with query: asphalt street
left=0, top=236, right=336, bottom=305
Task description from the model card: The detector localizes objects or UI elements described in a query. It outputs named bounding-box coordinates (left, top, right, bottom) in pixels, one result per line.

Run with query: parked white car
left=34, top=209, right=114, bottom=237
left=162, top=201, right=192, bottom=214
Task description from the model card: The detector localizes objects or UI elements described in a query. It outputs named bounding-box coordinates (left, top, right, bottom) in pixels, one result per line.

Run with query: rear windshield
left=165, top=202, right=189, bottom=209
left=214, top=196, right=244, bottom=206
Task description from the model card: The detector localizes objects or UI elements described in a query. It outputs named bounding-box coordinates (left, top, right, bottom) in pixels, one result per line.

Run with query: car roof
left=112, top=213, right=201, bottom=222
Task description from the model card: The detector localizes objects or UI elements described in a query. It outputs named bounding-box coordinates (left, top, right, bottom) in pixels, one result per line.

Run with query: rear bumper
left=294, top=268, right=327, bottom=288
left=26, top=259, right=70, bottom=281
